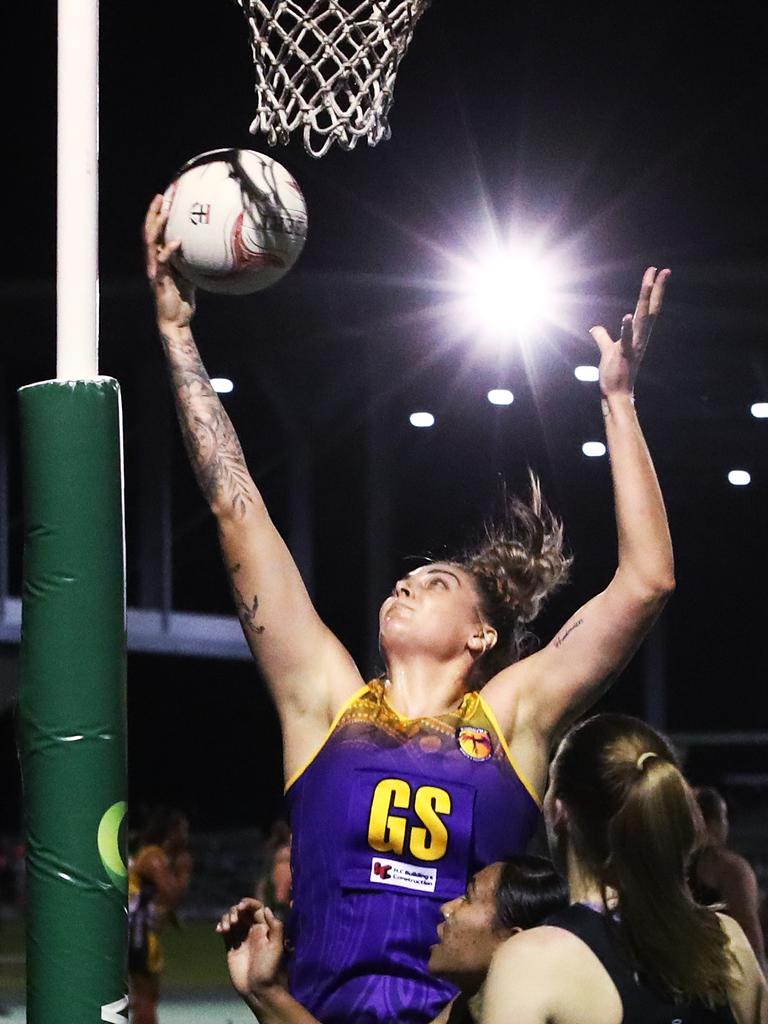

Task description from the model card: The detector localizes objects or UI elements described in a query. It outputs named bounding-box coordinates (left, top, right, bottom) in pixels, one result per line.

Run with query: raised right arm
left=144, top=197, right=363, bottom=769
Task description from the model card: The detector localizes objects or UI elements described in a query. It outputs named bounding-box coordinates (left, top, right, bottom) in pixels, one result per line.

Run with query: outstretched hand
left=216, top=898, right=285, bottom=998
left=590, top=266, right=670, bottom=398
left=143, top=194, right=196, bottom=330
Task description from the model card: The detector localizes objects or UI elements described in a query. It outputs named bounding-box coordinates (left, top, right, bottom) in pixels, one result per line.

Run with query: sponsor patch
left=456, top=726, right=493, bottom=762
left=369, top=857, right=437, bottom=893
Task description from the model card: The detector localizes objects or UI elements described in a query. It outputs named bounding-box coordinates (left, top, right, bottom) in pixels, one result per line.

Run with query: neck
left=566, top=845, right=606, bottom=908
left=383, top=654, right=471, bottom=718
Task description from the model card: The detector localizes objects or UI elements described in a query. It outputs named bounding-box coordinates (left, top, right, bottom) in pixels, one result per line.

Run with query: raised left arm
left=484, top=268, right=674, bottom=744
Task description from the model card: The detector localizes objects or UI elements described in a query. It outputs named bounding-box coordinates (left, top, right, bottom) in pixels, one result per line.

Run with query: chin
left=426, top=950, right=442, bottom=976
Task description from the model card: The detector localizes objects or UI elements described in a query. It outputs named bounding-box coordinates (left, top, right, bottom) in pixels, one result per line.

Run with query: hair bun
left=459, top=473, right=572, bottom=672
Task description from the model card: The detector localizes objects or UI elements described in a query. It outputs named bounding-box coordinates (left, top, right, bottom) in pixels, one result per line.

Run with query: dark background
left=1, top=1, right=767, bottom=832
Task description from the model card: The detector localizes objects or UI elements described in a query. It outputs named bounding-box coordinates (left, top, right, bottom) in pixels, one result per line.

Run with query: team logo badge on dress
left=456, top=726, right=493, bottom=762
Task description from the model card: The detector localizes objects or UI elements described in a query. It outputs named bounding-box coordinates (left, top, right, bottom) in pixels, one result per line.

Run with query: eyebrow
left=406, top=567, right=462, bottom=586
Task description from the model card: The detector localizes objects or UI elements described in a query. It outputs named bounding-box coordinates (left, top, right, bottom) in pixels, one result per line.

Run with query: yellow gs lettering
left=367, top=778, right=452, bottom=862
left=410, top=786, right=450, bottom=861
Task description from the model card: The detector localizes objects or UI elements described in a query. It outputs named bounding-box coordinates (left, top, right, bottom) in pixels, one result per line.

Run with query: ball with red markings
left=162, top=149, right=307, bottom=295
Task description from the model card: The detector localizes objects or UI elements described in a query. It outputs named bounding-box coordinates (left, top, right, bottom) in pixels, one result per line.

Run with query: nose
left=439, top=897, right=457, bottom=920
left=395, top=580, right=411, bottom=599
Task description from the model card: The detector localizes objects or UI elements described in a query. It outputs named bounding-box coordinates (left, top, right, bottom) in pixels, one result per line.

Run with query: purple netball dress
left=285, top=680, right=541, bottom=1024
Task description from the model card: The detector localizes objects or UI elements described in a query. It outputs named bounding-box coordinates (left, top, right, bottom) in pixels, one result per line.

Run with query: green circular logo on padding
left=98, top=801, right=128, bottom=891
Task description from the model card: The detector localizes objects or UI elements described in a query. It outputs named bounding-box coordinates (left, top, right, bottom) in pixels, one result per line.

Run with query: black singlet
left=544, top=904, right=737, bottom=1024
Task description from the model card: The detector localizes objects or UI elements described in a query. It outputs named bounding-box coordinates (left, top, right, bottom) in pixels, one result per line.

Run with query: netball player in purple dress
left=144, top=195, right=674, bottom=1024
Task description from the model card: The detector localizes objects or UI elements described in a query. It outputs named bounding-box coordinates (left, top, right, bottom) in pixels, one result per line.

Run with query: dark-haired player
left=217, top=855, right=568, bottom=1024
left=145, top=196, right=674, bottom=1024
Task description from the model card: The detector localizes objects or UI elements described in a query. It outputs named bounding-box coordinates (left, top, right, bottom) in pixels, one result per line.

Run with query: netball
left=162, top=148, right=308, bottom=295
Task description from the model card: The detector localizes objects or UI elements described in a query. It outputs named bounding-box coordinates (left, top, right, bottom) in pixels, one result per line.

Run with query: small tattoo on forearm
left=233, top=585, right=265, bottom=636
left=554, top=618, right=584, bottom=648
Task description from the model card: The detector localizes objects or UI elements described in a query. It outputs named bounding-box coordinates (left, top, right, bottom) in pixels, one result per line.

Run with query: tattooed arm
left=144, top=197, right=363, bottom=775
left=483, top=269, right=675, bottom=770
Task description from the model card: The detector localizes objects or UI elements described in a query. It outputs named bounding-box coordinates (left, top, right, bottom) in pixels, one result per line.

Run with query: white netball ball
left=162, top=149, right=308, bottom=295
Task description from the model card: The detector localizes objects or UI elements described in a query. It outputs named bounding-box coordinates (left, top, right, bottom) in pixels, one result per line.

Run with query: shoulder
left=717, top=912, right=754, bottom=952
left=490, top=923, right=602, bottom=975
left=716, top=914, right=768, bottom=1024
left=711, top=849, right=759, bottom=889
left=486, top=926, right=621, bottom=1022
left=718, top=849, right=757, bottom=876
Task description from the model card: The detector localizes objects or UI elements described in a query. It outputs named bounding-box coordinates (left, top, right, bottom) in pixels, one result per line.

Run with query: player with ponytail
left=145, top=201, right=675, bottom=1024
left=484, top=714, right=767, bottom=1024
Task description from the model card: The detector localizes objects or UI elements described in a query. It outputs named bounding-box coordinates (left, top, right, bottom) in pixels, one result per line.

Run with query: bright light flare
left=211, top=377, right=234, bottom=394
left=728, top=470, right=751, bottom=486
left=410, top=411, right=435, bottom=428
left=457, top=245, right=566, bottom=339
left=750, top=402, right=768, bottom=418
left=487, top=389, right=514, bottom=406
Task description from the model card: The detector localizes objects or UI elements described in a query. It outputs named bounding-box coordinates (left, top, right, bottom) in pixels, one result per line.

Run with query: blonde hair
left=458, top=474, right=571, bottom=683
left=552, top=713, right=736, bottom=1007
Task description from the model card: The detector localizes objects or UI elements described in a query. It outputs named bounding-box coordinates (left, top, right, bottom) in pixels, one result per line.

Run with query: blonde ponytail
left=554, top=714, right=736, bottom=1007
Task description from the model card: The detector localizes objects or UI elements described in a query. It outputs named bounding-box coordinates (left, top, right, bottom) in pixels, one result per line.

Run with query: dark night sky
left=2, top=1, right=767, bottom=830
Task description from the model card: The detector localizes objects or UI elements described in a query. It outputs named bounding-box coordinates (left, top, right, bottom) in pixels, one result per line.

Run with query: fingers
left=143, top=193, right=172, bottom=281
left=144, top=194, right=166, bottom=246
left=216, top=898, right=264, bottom=934
left=156, top=238, right=182, bottom=267
left=649, top=267, right=671, bottom=317
left=589, top=325, right=614, bottom=357
left=264, top=906, right=285, bottom=940
left=590, top=266, right=671, bottom=375
left=634, top=266, right=671, bottom=342
left=633, top=265, right=657, bottom=322
left=619, top=314, right=634, bottom=358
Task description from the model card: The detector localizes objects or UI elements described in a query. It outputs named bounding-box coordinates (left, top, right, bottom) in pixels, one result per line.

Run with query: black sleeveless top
left=544, top=904, right=736, bottom=1024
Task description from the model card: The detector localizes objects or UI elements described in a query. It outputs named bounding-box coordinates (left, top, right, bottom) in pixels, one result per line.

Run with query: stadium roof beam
left=0, top=597, right=251, bottom=660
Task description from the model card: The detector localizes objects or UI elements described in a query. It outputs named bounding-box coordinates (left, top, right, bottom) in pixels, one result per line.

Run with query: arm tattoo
left=160, top=330, right=254, bottom=517
left=229, top=562, right=265, bottom=636
left=554, top=618, right=584, bottom=648
left=232, top=583, right=266, bottom=637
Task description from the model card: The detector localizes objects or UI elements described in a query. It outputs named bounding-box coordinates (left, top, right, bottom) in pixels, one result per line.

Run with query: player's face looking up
left=378, top=563, right=495, bottom=665
left=427, top=863, right=515, bottom=987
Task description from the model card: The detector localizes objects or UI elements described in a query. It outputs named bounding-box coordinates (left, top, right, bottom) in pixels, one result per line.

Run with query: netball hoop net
left=234, top=0, right=432, bottom=157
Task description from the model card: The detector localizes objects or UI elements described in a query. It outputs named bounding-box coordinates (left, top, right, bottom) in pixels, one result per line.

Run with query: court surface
left=0, top=992, right=255, bottom=1023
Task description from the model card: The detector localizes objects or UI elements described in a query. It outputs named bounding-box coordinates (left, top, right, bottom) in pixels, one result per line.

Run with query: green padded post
left=18, top=378, right=128, bottom=1023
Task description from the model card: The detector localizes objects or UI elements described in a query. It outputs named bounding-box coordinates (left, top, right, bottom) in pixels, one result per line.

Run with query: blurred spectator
left=690, top=786, right=766, bottom=971
left=128, top=807, right=193, bottom=1024
left=255, top=820, right=291, bottom=922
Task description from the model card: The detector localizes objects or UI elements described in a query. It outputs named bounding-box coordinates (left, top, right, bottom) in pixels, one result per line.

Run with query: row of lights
left=406, top=368, right=765, bottom=487
left=210, top=375, right=762, bottom=486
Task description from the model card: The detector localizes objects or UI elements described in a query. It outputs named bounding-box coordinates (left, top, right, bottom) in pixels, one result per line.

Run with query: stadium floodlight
left=211, top=378, right=234, bottom=394
left=487, top=389, right=514, bottom=406
left=750, top=402, right=768, bottom=418
left=582, top=441, right=606, bottom=457
left=574, top=365, right=600, bottom=382
left=728, top=470, right=751, bottom=486
left=457, top=242, right=566, bottom=339
left=410, top=411, right=435, bottom=428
